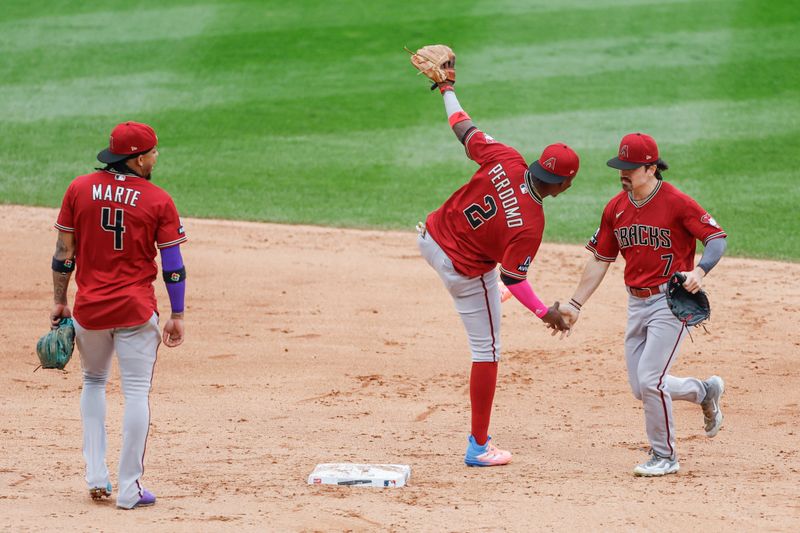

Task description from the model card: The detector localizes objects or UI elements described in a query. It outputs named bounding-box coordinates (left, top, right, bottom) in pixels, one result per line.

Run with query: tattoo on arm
left=52, top=232, right=76, bottom=304
left=54, top=232, right=75, bottom=259
left=53, top=271, right=71, bottom=304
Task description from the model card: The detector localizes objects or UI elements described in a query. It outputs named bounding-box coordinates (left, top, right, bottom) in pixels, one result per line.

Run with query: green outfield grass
left=1, top=0, right=798, bottom=260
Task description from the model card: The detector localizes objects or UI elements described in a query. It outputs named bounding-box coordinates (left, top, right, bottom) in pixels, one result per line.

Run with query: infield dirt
left=1, top=205, right=798, bottom=531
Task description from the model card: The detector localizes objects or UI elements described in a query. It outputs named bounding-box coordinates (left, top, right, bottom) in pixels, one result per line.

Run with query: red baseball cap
left=97, top=121, right=158, bottom=164
left=607, top=132, right=658, bottom=170
left=528, top=143, right=580, bottom=184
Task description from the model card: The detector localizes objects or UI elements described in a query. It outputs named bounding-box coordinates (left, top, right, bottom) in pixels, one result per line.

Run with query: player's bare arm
left=50, top=230, right=75, bottom=327
left=560, top=256, right=612, bottom=332
left=681, top=237, right=727, bottom=293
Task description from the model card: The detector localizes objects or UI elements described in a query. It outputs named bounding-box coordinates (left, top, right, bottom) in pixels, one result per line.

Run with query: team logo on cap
left=543, top=157, right=556, bottom=170
left=620, top=145, right=629, bottom=158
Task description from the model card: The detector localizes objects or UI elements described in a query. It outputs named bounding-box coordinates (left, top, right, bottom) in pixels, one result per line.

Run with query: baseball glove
left=407, top=44, right=456, bottom=88
left=36, top=318, right=75, bottom=370
left=665, top=273, right=710, bottom=327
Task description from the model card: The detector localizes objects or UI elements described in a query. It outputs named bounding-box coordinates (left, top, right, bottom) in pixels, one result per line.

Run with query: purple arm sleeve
left=160, top=245, right=185, bottom=314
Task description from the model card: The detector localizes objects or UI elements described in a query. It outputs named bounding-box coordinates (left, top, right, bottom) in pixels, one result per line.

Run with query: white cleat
left=702, top=375, right=725, bottom=438
left=633, top=452, right=680, bottom=477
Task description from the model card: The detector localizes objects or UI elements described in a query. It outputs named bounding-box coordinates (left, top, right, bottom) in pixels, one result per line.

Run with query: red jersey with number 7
left=425, top=129, right=545, bottom=280
left=55, top=170, right=187, bottom=329
left=586, top=180, right=726, bottom=288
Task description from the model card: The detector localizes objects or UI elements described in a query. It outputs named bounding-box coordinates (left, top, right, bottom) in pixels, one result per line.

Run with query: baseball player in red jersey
left=49, top=121, right=187, bottom=508
left=559, top=133, right=727, bottom=476
left=416, top=68, right=577, bottom=466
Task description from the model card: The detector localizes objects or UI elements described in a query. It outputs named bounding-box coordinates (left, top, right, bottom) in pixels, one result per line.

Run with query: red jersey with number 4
left=586, top=180, right=726, bottom=288
left=425, top=129, right=545, bottom=281
left=55, top=170, right=187, bottom=329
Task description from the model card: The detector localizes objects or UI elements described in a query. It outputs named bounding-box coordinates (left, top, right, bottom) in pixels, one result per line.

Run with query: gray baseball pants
left=625, top=292, right=706, bottom=459
left=74, top=313, right=160, bottom=509
left=418, top=230, right=502, bottom=362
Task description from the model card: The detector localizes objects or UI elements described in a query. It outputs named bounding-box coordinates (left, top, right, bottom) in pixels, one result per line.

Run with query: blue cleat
left=464, top=435, right=512, bottom=467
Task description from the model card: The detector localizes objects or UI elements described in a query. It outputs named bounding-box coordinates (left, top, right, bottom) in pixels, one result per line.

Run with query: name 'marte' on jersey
left=487, top=163, right=523, bottom=228
left=614, top=224, right=672, bottom=251
left=92, top=181, right=142, bottom=207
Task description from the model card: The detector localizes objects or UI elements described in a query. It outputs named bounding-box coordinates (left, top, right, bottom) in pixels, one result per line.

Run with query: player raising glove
left=407, top=44, right=456, bottom=91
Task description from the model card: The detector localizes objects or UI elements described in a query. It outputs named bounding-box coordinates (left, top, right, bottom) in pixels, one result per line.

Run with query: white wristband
left=443, top=90, right=463, bottom=117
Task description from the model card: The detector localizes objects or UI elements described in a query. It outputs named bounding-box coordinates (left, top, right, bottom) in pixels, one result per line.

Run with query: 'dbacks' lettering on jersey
left=586, top=180, right=726, bottom=287
left=56, top=170, right=187, bottom=329
left=425, top=129, right=545, bottom=280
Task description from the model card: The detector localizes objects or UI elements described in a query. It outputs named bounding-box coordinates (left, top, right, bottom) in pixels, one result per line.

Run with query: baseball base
left=307, top=463, right=411, bottom=488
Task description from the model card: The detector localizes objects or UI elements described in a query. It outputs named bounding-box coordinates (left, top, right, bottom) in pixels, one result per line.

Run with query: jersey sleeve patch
left=700, top=213, right=722, bottom=229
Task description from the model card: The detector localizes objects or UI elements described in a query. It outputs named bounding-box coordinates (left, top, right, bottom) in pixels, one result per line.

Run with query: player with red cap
left=49, top=121, right=187, bottom=508
left=559, top=133, right=728, bottom=476
left=413, top=60, right=577, bottom=467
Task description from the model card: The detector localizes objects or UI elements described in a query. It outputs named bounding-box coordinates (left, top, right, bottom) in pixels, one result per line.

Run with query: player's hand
left=541, top=301, right=570, bottom=338
left=558, top=301, right=581, bottom=336
left=680, top=267, right=705, bottom=294
left=163, top=317, right=184, bottom=347
left=50, top=304, right=71, bottom=329
left=498, top=282, right=512, bottom=303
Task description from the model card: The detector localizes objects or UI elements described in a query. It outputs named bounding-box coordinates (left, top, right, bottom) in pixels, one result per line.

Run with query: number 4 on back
left=101, top=207, right=126, bottom=250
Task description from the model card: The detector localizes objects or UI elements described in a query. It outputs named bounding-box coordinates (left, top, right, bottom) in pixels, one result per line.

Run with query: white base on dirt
left=307, top=463, right=411, bottom=488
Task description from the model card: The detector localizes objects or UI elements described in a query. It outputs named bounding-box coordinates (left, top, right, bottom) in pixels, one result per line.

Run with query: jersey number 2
left=463, top=195, right=497, bottom=230
left=101, top=207, right=126, bottom=250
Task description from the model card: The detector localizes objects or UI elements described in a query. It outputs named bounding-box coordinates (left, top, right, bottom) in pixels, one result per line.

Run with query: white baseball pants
left=74, top=313, right=160, bottom=509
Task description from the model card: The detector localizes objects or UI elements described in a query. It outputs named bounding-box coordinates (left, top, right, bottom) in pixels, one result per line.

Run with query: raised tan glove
left=407, top=44, right=456, bottom=87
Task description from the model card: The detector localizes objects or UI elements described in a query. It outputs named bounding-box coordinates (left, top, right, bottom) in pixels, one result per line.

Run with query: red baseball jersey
left=55, top=170, right=187, bottom=329
left=425, top=129, right=545, bottom=280
left=586, top=180, right=726, bottom=287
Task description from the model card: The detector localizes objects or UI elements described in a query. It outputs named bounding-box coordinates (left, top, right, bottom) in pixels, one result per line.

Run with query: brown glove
left=407, top=44, right=456, bottom=88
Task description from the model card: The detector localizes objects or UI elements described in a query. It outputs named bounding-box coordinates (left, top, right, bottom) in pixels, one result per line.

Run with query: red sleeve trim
left=463, top=129, right=481, bottom=160
left=499, top=266, right=527, bottom=281
left=585, top=244, right=616, bottom=262
left=54, top=223, right=74, bottom=233
left=703, top=232, right=727, bottom=245
left=157, top=236, right=188, bottom=249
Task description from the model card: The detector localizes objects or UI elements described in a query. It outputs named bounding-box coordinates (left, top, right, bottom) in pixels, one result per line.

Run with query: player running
left=49, top=121, right=187, bottom=508
left=559, top=133, right=727, bottom=476
left=411, top=46, right=575, bottom=467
